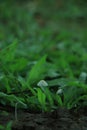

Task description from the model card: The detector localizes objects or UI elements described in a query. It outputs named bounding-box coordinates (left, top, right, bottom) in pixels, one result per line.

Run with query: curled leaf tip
left=37, top=80, right=48, bottom=87
left=56, top=89, right=63, bottom=95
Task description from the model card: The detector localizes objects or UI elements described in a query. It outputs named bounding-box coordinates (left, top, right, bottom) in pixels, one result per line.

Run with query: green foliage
left=0, top=92, right=27, bottom=108
left=27, top=55, right=47, bottom=85
left=37, top=88, right=47, bottom=111
left=0, top=41, right=17, bottom=62
left=0, top=0, right=87, bottom=123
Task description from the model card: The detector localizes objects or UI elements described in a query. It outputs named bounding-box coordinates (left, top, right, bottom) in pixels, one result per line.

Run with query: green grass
left=0, top=36, right=87, bottom=112
left=0, top=0, right=87, bottom=122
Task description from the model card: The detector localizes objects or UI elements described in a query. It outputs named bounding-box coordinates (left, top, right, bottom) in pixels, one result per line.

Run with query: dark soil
left=0, top=105, right=87, bottom=130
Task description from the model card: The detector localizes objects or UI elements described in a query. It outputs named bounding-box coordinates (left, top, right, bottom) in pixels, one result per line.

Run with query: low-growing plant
left=0, top=0, right=87, bottom=118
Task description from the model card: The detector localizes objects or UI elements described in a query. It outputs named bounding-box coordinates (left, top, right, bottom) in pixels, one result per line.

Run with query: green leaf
left=55, top=94, right=63, bottom=106
left=2, top=75, right=11, bottom=93
left=18, top=76, right=36, bottom=96
left=37, top=88, right=46, bottom=105
left=0, top=92, right=27, bottom=108
left=9, top=58, right=28, bottom=72
left=37, top=88, right=46, bottom=111
left=44, top=87, right=54, bottom=107
left=0, top=40, right=17, bottom=62
left=40, top=86, right=54, bottom=107
left=27, top=55, right=47, bottom=85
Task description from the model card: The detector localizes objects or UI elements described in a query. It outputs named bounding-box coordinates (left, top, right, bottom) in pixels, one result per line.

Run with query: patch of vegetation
left=0, top=0, right=87, bottom=129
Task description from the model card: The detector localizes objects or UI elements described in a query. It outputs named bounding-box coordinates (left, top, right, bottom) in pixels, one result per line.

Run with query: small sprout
left=37, top=80, right=48, bottom=92
left=56, top=88, right=63, bottom=95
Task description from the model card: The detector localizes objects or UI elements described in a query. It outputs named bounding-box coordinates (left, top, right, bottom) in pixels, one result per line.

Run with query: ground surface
left=0, top=106, right=87, bottom=130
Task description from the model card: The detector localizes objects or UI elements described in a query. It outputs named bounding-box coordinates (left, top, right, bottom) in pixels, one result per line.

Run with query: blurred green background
left=0, top=0, right=87, bottom=51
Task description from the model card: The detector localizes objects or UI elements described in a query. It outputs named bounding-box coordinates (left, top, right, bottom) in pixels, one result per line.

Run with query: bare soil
left=0, top=105, right=87, bottom=130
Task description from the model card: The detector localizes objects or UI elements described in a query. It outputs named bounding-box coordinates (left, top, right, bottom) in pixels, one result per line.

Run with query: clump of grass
left=0, top=1, right=87, bottom=118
